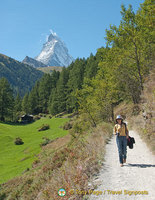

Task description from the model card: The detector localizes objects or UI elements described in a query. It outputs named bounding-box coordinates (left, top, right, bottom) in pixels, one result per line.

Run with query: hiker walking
left=114, top=115, right=129, bottom=167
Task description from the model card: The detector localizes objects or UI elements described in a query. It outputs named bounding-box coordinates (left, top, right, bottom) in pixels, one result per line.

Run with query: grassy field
left=0, top=117, right=70, bottom=184
left=38, top=66, right=63, bottom=74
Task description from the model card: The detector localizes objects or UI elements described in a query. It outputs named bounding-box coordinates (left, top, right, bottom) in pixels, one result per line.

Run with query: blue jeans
left=116, top=136, right=127, bottom=164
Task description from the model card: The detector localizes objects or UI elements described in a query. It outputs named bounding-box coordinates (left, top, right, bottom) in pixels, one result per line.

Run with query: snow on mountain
left=23, top=56, right=47, bottom=68
left=35, top=32, right=74, bottom=67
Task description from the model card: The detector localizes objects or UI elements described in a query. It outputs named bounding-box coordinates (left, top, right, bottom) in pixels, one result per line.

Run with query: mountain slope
left=22, top=56, right=47, bottom=68
left=0, top=53, right=43, bottom=96
left=0, top=117, right=70, bottom=184
left=35, top=32, right=74, bottom=67
left=38, top=66, right=63, bottom=74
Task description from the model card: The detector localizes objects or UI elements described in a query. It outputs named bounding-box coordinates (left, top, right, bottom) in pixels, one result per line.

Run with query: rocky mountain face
left=23, top=32, right=74, bottom=67
left=35, top=32, right=74, bottom=67
left=23, top=56, right=47, bottom=68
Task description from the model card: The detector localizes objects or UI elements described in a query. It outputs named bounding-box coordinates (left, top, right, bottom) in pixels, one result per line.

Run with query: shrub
left=132, top=105, right=141, bottom=116
left=0, top=193, right=6, bottom=200
left=63, top=121, right=72, bottom=130
left=40, top=137, right=51, bottom=147
left=14, top=137, right=24, bottom=145
left=33, top=159, right=40, bottom=165
left=38, top=124, right=50, bottom=131
left=71, top=114, right=91, bottom=134
left=34, top=115, right=41, bottom=120
left=39, top=113, right=43, bottom=117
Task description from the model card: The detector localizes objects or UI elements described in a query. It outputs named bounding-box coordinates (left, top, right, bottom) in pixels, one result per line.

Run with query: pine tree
left=38, top=72, right=60, bottom=113
left=0, top=78, right=14, bottom=121
left=66, top=58, right=86, bottom=111
left=49, top=88, right=59, bottom=115
left=49, top=67, right=69, bottom=114
left=28, top=81, right=40, bottom=114
left=84, top=53, right=99, bottom=79
left=13, top=92, right=22, bottom=121
left=22, top=93, right=30, bottom=114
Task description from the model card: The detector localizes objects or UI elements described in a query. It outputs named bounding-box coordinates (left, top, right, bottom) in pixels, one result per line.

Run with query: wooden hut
left=21, top=114, right=33, bottom=123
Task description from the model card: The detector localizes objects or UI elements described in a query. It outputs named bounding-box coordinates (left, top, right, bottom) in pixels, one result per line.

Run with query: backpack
left=123, top=122, right=128, bottom=136
left=127, top=136, right=135, bottom=149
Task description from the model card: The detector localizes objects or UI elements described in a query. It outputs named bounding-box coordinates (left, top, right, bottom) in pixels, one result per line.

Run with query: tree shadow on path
left=126, top=163, right=155, bottom=168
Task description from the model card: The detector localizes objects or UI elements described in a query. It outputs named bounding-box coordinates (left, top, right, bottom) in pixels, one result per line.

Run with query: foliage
left=0, top=0, right=153, bottom=128
left=0, top=2, right=153, bottom=198
left=74, top=0, right=154, bottom=122
left=0, top=78, right=14, bottom=121
left=63, top=121, right=73, bottom=130
left=22, top=92, right=30, bottom=114
left=0, top=193, right=6, bottom=200
left=14, top=137, right=24, bottom=145
left=0, top=53, right=43, bottom=96
left=13, top=92, right=22, bottom=121
left=38, top=124, right=50, bottom=131
left=40, top=137, right=52, bottom=147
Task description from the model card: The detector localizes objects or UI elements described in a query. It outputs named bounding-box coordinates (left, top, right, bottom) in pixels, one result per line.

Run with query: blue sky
left=0, top=0, right=144, bottom=62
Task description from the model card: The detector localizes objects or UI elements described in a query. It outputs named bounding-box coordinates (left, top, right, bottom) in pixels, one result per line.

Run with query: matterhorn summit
left=35, top=30, right=74, bottom=67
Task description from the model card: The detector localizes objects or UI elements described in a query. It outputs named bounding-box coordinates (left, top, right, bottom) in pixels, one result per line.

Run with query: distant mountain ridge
left=0, top=53, right=43, bottom=96
left=23, top=31, right=74, bottom=67
left=23, top=56, right=47, bottom=68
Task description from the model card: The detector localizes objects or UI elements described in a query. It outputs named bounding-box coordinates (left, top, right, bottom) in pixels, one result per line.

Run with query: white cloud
left=40, top=29, right=58, bottom=43
left=46, top=35, right=49, bottom=42
left=50, top=29, right=57, bottom=36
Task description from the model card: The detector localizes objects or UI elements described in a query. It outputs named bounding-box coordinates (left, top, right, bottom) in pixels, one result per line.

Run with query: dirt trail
left=88, top=130, right=155, bottom=200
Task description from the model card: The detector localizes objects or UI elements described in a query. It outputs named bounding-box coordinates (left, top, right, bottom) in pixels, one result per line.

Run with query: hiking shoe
left=120, top=163, right=123, bottom=167
left=123, top=159, right=126, bottom=163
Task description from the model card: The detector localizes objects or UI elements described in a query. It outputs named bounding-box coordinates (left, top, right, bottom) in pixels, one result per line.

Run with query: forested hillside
left=20, top=0, right=154, bottom=123
left=0, top=54, right=43, bottom=96
left=23, top=53, right=100, bottom=116
left=0, top=1, right=154, bottom=199
left=0, top=0, right=153, bottom=124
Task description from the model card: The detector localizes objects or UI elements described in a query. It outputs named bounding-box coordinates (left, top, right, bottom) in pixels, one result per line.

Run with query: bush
left=63, top=121, right=73, bottom=130
left=40, top=137, right=51, bottom=147
left=132, top=105, right=141, bottom=116
left=0, top=193, right=6, bottom=200
left=34, top=115, right=41, bottom=120
left=71, top=114, right=91, bottom=134
left=39, top=113, right=43, bottom=117
left=14, top=137, right=24, bottom=145
left=38, top=124, right=50, bottom=131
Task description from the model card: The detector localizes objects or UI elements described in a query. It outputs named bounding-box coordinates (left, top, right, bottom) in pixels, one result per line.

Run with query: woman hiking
left=114, top=115, right=129, bottom=167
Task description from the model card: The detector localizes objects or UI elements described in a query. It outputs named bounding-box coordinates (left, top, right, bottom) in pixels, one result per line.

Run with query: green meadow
left=0, top=117, right=70, bottom=184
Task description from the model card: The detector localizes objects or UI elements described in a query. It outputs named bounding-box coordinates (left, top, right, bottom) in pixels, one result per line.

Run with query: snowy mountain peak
left=35, top=32, right=74, bottom=67
left=47, top=31, right=58, bottom=42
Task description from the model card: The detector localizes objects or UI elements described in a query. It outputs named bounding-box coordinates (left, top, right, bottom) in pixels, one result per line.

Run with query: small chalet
left=21, top=114, right=34, bottom=123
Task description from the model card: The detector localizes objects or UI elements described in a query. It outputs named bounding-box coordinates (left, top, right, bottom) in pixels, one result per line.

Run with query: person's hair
left=116, top=119, right=123, bottom=126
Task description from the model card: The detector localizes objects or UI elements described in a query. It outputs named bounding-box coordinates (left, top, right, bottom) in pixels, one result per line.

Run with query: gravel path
left=88, top=130, right=155, bottom=200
